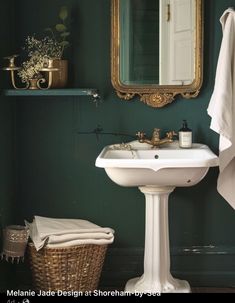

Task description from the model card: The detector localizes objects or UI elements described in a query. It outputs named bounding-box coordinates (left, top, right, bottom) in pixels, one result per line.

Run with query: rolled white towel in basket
left=25, top=216, right=115, bottom=251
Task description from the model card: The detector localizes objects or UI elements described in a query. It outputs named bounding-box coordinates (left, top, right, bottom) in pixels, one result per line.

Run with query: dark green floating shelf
left=2, top=88, right=99, bottom=98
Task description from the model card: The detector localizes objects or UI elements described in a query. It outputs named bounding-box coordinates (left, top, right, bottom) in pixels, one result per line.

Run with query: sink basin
left=95, top=141, right=219, bottom=293
left=96, top=141, right=219, bottom=187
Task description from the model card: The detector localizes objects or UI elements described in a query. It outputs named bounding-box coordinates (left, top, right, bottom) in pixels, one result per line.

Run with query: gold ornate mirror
left=111, top=0, right=203, bottom=108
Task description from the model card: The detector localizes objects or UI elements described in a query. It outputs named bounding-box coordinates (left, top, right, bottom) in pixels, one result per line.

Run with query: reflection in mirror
left=120, top=0, right=161, bottom=85
left=120, top=0, right=195, bottom=86
left=111, top=0, right=203, bottom=108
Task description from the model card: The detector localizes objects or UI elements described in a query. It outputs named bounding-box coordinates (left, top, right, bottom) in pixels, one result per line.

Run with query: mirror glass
left=111, top=0, right=203, bottom=108
left=120, top=0, right=195, bottom=86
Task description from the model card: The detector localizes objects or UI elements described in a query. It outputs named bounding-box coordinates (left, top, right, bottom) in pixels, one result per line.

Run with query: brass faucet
left=136, top=128, right=177, bottom=148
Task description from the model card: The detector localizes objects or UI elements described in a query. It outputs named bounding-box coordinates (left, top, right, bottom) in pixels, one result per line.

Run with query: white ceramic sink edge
left=96, top=141, right=219, bottom=172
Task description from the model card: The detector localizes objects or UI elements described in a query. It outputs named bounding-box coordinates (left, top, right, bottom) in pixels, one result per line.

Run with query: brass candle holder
left=2, top=55, right=59, bottom=90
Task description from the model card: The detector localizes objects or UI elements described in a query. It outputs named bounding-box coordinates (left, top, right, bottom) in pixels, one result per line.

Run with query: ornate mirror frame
left=111, top=0, right=204, bottom=108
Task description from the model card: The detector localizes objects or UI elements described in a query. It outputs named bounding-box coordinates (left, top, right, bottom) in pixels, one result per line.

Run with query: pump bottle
left=179, top=120, right=192, bottom=148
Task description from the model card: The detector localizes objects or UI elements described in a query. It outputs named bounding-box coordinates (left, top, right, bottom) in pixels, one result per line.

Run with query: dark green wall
left=0, top=0, right=17, bottom=291
left=1, top=0, right=235, bottom=290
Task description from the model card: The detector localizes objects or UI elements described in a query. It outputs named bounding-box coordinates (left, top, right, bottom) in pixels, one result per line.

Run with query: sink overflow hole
left=154, top=155, right=159, bottom=159
left=187, top=180, right=192, bottom=184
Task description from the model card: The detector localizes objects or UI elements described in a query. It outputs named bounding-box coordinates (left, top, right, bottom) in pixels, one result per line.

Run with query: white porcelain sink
left=95, top=141, right=219, bottom=294
left=96, top=141, right=219, bottom=187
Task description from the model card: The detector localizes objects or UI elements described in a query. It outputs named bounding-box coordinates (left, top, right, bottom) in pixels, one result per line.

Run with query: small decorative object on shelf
left=2, top=54, right=59, bottom=90
left=1, top=6, right=70, bottom=90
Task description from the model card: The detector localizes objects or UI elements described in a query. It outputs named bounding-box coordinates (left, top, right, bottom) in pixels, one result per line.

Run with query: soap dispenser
left=179, top=120, right=192, bottom=148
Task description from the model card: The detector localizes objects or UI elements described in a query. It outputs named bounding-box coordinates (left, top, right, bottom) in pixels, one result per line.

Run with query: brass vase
left=46, top=59, right=68, bottom=88
left=28, top=78, right=39, bottom=90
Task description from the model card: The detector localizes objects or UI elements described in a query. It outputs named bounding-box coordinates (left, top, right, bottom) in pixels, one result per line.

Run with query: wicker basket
left=28, top=242, right=107, bottom=291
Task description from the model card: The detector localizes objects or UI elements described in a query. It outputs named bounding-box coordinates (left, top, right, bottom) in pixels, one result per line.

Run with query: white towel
left=207, top=8, right=235, bottom=209
left=26, top=216, right=115, bottom=251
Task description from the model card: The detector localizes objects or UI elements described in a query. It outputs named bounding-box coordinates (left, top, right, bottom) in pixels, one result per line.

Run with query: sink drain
left=154, top=155, right=159, bottom=159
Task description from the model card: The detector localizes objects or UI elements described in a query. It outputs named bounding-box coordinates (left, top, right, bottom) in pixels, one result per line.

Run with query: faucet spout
left=151, top=128, right=161, bottom=145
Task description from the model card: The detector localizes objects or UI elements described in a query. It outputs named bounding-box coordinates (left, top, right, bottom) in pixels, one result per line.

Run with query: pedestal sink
left=95, top=141, right=219, bottom=293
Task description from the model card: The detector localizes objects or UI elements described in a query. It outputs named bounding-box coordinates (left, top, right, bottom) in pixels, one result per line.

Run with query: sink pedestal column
left=125, top=186, right=191, bottom=294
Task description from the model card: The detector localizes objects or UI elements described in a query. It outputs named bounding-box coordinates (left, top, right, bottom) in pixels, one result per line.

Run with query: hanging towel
left=207, top=8, right=235, bottom=209
left=25, top=216, right=115, bottom=251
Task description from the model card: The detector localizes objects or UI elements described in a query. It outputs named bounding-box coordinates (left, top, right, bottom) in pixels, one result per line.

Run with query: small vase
left=47, top=59, right=68, bottom=88
left=28, top=78, right=39, bottom=90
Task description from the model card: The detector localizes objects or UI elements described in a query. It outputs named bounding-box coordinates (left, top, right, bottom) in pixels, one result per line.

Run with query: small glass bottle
left=179, top=120, right=192, bottom=149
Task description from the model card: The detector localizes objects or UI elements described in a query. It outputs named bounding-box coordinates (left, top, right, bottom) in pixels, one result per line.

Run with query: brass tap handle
left=136, top=131, right=146, bottom=140
left=166, top=131, right=178, bottom=140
